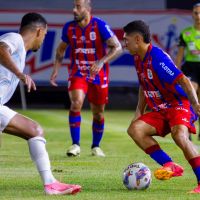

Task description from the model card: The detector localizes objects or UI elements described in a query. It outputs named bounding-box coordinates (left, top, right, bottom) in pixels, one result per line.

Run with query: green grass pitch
left=0, top=109, right=200, bottom=200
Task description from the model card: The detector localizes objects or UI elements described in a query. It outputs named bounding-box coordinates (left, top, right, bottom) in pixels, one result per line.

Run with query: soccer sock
left=69, top=110, right=81, bottom=145
left=188, top=156, right=200, bottom=184
left=28, top=136, right=56, bottom=185
left=145, top=144, right=172, bottom=166
left=92, top=118, right=104, bottom=148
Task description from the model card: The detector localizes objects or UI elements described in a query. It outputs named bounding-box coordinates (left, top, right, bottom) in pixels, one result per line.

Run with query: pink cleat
left=44, top=181, right=81, bottom=195
left=154, top=162, right=184, bottom=180
left=189, top=185, right=200, bottom=194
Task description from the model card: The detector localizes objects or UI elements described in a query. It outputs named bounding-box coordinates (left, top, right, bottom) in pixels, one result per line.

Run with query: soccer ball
left=122, top=162, right=152, bottom=190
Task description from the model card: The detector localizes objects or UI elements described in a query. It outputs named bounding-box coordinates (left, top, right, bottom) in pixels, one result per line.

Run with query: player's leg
left=197, top=87, right=200, bottom=140
left=189, top=80, right=198, bottom=141
left=3, top=107, right=81, bottom=195
left=67, top=78, right=86, bottom=156
left=90, top=103, right=105, bottom=157
left=88, top=83, right=108, bottom=157
left=170, top=125, right=200, bottom=193
left=128, top=112, right=182, bottom=180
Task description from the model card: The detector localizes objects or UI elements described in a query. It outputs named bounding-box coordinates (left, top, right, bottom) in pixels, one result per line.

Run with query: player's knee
left=171, top=126, right=189, bottom=145
left=32, top=123, right=44, bottom=137
left=93, top=112, right=104, bottom=121
left=71, top=100, right=82, bottom=110
left=127, top=124, right=140, bottom=141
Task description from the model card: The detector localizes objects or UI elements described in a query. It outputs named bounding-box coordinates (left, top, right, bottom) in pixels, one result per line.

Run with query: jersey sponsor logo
left=182, top=118, right=189, bottom=123
left=75, top=48, right=96, bottom=54
left=144, top=90, right=162, bottom=98
left=159, top=62, right=174, bottom=76
left=147, top=69, right=153, bottom=79
left=175, top=107, right=188, bottom=112
left=90, top=32, right=96, bottom=40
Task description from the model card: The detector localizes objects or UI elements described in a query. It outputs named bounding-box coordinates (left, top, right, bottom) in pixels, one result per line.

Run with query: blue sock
left=69, top=111, right=81, bottom=145
left=145, top=144, right=172, bottom=166
left=92, top=118, right=104, bottom=148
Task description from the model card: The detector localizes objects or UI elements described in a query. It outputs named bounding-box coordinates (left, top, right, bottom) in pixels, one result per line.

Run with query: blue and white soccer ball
left=122, top=162, right=152, bottom=190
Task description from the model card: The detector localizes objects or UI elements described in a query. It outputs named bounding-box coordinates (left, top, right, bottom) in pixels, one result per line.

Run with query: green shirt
left=180, top=26, right=200, bottom=62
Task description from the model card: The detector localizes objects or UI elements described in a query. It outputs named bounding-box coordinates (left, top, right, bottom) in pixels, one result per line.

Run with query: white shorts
left=0, top=105, right=17, bottom=132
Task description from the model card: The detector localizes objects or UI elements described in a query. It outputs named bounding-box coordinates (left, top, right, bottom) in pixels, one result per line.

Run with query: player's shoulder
left=92, top=16, right=107, bottom=24
left=0, top=32, right=21, bottom=40
left=181, top=26, right=193, bottom=33
left=63, top=20, right=76, bottom=29
left=151, top=45, right=172, bottom=61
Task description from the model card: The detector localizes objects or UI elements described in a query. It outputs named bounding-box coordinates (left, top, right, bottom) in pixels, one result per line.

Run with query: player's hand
left=19, top=73, right=36, bottom=92
left=50, top=69, right=58, bottom=87
left=192, top=103, right=200, bottom=116
left=90, top=60, right=104, bottom=76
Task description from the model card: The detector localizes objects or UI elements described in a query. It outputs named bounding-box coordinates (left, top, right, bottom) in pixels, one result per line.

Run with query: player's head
left=193, top=1, right=200, bottom=25
left=123, top=20, right=151, bottom=54
left=19, top=13, right=48, bottom=52
left=73, top=0, right=91, bottom=22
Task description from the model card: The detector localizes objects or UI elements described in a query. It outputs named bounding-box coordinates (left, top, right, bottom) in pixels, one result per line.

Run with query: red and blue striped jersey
left=134, top=44, right=190, bottom=111
left=61, top=16, right=114, bottom=86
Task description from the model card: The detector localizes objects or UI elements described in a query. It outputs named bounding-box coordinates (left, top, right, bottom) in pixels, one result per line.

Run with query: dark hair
left=193, top=0, right=200, bottom=9
left=123, top=20, right=151, bottom=43
left=19, top=12, right=47, bottom=32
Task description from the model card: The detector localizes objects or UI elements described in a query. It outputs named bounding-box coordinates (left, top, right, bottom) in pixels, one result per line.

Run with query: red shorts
left=68, top=77, right=108, bottom=105
left=138, top=106, right=197, bottom=137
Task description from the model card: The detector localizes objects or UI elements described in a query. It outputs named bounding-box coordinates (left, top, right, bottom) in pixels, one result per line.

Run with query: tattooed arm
left=177, top=75, right=200, bottom=116
left=90, top=35, right=122, bottom=75
left=0, top=42, right=36, bottom=92
left=50, top=41, right=68, bottom=86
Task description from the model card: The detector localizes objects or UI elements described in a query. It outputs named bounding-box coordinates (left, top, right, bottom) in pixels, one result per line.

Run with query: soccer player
left=50, top=0, right=122, bottom=157
left=0, top=12, right=81, bottom=195
left=123, top=20, right=200, bottom=193
left=176, top=2, right=200, bottom=140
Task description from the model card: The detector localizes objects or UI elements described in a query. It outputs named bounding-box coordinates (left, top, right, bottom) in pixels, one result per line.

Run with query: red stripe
left=93, top=118, right=104, bottom=124
left=189, top=157, right=200, bottom=169
left=145, top=144, right=161, bottom=154
left=69, top=111, right=80, bottom=117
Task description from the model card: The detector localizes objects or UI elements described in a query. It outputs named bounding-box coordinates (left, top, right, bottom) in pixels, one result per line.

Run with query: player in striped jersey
left=0, top=13, right=81, bottom=195
left=50, top=0, right=122, bottom=157
left=123, top=20, right=200, bottom=193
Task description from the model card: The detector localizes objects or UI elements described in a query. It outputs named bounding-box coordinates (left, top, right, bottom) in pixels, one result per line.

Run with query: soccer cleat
left=44, top=181, right=81, bottom=195
left=188, top=185, right=200, bottom=193
left=154, top=162, right=184, bottom=180
left=91, top=147, right=105, bottom=157
left=66, top=144, right=80, bottom=157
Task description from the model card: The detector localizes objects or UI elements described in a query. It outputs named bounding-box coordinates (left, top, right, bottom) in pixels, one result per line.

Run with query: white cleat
left=66, top=144, right=80, bottom=157
left=91, top=147, right=105, bottom=157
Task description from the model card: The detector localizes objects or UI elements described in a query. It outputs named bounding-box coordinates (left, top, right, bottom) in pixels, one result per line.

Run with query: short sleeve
left=152, top=48, right=183, bottom=84
left=97, top=18, right=114, bottom=42
left=177, top=34, right=186, bottom=47
left=0, top=33, right=21, bottom=54
left=61, top=22, right=70, bottom=44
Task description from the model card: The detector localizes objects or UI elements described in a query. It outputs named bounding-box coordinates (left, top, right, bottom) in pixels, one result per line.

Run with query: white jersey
left=0, top=32, right=26, bottom=105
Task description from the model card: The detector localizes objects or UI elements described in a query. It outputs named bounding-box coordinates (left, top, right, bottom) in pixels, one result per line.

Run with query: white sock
left=28, top=136, right=56, bottom=185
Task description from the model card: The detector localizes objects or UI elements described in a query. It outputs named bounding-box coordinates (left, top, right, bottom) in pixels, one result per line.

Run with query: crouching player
left=123, top=20, right=200, bottom=193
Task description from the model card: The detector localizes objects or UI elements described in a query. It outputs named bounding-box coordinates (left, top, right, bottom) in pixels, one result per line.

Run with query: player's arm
left=90, top=35, right=122, bottom=75
left=50, top=41, right=68, bottom=86
left=175, top=34, right=185, bottom=69
left=177, top=75, right=200, bottom=116
left=134, top=86, right=147, bottom=120
left=0, top=42, right=36, bottom=92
